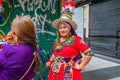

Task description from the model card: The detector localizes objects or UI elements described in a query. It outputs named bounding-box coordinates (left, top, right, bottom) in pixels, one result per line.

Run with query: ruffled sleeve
left=74, top=36, right=91, bottom=54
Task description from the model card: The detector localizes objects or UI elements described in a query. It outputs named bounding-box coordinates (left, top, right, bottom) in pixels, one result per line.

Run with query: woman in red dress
left=46, top=1, right=93, bottom=80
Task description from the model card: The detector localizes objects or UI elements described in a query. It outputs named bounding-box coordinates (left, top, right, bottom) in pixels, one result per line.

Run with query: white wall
left=73, top=7, right=84, bottom=38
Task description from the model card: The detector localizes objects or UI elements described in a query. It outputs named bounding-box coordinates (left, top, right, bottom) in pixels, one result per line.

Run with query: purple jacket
left=0, top=43, right=40, bottom=80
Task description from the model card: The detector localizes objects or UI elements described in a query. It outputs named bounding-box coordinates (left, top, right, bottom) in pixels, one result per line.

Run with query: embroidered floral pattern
left=84, top=51, right=94, bottom=56
left=54, top=36, right=75, bottom=51
left=64, top=65, right=73, bottom=80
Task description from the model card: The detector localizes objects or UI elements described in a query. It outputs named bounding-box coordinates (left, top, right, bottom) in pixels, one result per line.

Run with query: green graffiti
left=0, top=30, right=6, bottom=39
left=0, top=0, right=12, bottom=27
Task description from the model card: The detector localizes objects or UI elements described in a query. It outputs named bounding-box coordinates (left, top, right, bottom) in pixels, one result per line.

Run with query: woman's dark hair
left=65, top=21, right=77, bottom=36
left=58, top=21, right=77, bottom=36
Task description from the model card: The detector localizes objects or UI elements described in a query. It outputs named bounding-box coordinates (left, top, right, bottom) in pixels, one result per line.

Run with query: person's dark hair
left=64, top=21, right=77, bottom=36
left=58, top=21, right=77, bottom=36
left=11, top=16, right=40, bottom=73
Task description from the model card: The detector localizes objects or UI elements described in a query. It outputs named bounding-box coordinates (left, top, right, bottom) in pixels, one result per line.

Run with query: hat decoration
left=52, top=0, right=77, bottom=30
left=60, top=1, right=76, bottom=20
left=61, top=1, right=75, bottom=14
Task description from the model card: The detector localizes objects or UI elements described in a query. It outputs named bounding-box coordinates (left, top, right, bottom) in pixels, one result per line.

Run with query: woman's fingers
left=71, top=63, right=81, bottom=70
left=7, top=31, right=13, bottom=39
left=46, top=62, right=51, bottom=67
left=6, top=31, right=16, bottom=44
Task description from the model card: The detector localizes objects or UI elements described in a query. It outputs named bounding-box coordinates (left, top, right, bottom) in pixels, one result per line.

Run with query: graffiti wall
left=0, top=0, right=12, bottom=38
left=0, top=0, right=60, bottom=80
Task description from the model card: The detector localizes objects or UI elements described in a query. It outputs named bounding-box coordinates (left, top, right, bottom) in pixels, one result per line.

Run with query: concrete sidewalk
left=82, top=54, right=120, bottom=80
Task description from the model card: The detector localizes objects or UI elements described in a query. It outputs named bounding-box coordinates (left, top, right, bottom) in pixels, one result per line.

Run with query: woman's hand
left=7, top=31, right=16, bottom=44
left=46, top=61, right=52, bottom=68
left=72, top=55, right=93, bottom=70
left=46, top=54, right=54, bottom=68
left=72, top=62, right=83, bottom=70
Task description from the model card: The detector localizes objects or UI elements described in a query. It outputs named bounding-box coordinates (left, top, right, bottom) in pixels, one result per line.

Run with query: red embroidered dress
left=48, top=36, right=91, bottom=80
